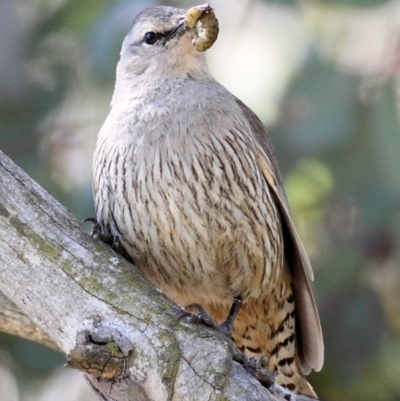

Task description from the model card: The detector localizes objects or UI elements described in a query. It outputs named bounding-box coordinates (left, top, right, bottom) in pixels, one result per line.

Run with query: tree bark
left=0, top=150, right=312, bottom=401
left=0, top=291, right=59, bottom=350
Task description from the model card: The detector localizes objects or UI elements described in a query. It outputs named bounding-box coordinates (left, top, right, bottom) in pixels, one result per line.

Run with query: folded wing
left=236, top=98, right=324, bottom=374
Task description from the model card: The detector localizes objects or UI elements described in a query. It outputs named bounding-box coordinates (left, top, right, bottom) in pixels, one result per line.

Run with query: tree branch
left=0, top=291, right=59, bottom=350
left=0, top=149, right=309, bottom=401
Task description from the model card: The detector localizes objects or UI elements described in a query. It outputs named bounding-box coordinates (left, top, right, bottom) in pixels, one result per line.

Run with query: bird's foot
left=83, top=217, right=114, bottom=245
left=179, top=298, right=276, bottom=390
left=243, top=355, right=277, bottom=388
left=180, top=303, right=233, bottom=336
left=180, top=296, right=242, bottom=337
left=231, top=351, right=276, bottom=389
left=83, top=218, right=133, bottom=262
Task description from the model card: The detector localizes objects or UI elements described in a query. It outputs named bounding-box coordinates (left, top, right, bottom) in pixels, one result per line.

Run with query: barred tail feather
left=267, top=271, right=317, bottom=398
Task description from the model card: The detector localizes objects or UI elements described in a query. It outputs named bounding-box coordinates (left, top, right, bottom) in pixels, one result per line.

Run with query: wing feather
left=235, top=98, right=324, bottom=373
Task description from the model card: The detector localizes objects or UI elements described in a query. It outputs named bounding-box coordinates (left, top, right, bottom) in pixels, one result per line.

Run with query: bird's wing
left=235, top=98, right=324, bottom=374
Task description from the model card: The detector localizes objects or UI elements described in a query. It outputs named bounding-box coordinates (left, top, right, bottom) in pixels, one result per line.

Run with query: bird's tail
left=233, top=275, right=318, bottom=397
left=265, top=276, right=317, bottom=398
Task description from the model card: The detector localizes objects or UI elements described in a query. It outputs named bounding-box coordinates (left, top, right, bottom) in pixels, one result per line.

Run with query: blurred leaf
left=285, top=159, right=334, bottom=209
left=256, top=0, right=389, bottom=8
left=29, top=0, right=108, bottom=50
left=320, top=286, right=386, bottom=387
left=280, top=63, right=359, bottom=154
left=284, top=159, right=334, bottom=259
left=320, top=0, right=391, bottom=7
left=317, top=247, right=362, bottom=293
left=366, top=79, right=400, bottom=192
left=261, top=0, right=296, bottom=5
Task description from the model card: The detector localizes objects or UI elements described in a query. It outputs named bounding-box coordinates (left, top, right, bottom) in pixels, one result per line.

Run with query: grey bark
left=0, top=292, right=59, bottom=350
left=0, top=149, right=311, bottom=401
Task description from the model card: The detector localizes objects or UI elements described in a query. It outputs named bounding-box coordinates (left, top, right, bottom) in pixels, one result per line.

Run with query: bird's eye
left=144, top=32, right=158, bottom=45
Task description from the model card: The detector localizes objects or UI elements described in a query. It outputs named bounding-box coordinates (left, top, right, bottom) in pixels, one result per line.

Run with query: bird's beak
left=164, top=17, right=186, bottom=44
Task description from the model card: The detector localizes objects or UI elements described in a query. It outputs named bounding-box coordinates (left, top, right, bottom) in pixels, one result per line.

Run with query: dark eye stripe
left=163, top=23, right=184, bottom=41
left=141, top=22, right=185, bottom=46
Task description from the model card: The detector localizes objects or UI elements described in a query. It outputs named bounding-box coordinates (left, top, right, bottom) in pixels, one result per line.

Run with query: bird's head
left=118, top=6, right=209, bottom=81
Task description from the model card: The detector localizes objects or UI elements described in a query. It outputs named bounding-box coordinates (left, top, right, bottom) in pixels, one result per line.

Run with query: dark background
left=1, top=0, right=400, bottom=400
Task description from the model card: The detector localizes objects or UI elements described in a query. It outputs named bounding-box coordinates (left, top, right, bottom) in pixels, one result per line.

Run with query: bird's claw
left=83, top=217, right=133, bottom=262
left=185, top=303, right=217, bottom=327
left=231, top=352, right=276, bottom=389
left=179, top=303, right=233, bottom=337
left=245, top=356, right=276, bottom=387
left=83, top=217, right=113, bottom=244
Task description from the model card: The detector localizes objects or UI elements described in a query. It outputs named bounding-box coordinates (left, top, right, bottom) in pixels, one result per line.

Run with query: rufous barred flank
left=93, top=5, right=324, bottom=398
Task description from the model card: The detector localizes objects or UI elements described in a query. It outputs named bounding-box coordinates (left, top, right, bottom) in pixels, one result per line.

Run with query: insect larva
left=184, top=4, right=219, bottom=52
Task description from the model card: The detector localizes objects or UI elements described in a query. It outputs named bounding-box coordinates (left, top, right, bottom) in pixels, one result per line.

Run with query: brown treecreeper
left=92, top=5, right=324, bottom=398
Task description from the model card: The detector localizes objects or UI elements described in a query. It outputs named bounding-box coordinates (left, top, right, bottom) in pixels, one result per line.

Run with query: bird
left=92, top=5, right=324, bottom=398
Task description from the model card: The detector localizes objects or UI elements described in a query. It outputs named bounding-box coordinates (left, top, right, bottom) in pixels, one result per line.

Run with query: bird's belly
left=105, top=146, right=284, bottom=307
left=115, top=180, right=236, bottom=305
left=93, top=122, right=285, bottom=307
